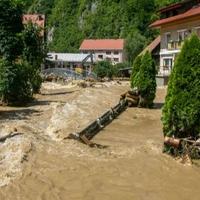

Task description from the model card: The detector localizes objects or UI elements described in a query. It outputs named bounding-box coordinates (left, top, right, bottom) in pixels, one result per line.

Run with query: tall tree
left=162, top=34, right=200, bottom=140
left=0, top=0, right=23, bottom=60
left=131, top=52, right=157, bottom=108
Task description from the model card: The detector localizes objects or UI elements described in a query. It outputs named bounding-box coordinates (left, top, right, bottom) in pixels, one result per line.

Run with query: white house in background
left=79, top=39, right=125, bottom=64
left=46, top=53, right=94, bottom=71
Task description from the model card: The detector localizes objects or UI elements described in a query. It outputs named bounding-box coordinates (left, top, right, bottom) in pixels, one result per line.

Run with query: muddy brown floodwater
left=0, top=82, right=200, bottom=200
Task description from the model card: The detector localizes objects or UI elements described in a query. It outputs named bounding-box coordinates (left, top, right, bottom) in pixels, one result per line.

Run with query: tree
left=131, top=55, right=142, bottom=88
left=131, top=52, right=157, bottom=108
left=94, top=60, right=115, bottom=79
left=0, top=0, right=23, bottom=60
left=0, top=59, right=33, bottom=104
left=22, top=23, right=44, bottom=93
left=46, top=0, right=181, bottom=53
left=162, top=34, right=200, bottom=140
left=125, top=30, right=146, bottom=64
left=0, top=0, right=45, bottom=104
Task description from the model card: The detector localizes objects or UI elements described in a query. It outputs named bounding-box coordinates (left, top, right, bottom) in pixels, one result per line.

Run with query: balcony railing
left=157, top=66, right=172, bottom=76
left=167, top=40, right=184, bottom=50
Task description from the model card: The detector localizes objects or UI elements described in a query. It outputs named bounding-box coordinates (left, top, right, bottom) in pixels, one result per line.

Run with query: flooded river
left=0, top=82, right=199, bottom=200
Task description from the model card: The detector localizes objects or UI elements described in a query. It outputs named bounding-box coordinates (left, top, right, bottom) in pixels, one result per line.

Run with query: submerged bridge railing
left=41, top=68, right=97, bottom=80
left=67, top=99, right=127, bottom=146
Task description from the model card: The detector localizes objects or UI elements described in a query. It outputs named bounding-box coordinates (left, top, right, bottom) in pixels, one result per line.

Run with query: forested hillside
left=25, top=0, right=181, bottom=62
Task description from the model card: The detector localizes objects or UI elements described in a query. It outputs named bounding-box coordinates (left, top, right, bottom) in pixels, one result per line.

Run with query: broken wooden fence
left=67, top=99, right=127, bottom=146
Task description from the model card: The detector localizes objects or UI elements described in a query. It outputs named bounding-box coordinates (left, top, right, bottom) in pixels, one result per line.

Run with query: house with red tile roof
left=79, top=39, right=125, bottom=64
left=23, top=14, right=45, bottom=37
left=150, top=0, right=200, bottom=85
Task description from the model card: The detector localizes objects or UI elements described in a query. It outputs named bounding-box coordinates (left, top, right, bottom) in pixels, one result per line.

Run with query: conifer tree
left=162, top=34, right=200, bottom=139
left=131, top=52, right=157, bottom=108
left=131, top=55, right=142, bottom=88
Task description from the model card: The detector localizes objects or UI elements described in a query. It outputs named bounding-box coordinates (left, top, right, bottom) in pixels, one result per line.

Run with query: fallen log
left=126, top=93, right=139, bottom=100
left=164, top=136, right=181, bottom=148
left=120, top=92, right=128, bottom=99
left=126, top=97, right=138, bottom=107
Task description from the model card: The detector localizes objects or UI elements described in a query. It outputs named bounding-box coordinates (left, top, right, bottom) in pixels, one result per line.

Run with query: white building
left=79, top=39, right=125, bottom=65
left=46, top=53, right=94, bottom=71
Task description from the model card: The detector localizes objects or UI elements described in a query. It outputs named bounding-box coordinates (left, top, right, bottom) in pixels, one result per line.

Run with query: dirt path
left=0, top=83, right=200, bottom=200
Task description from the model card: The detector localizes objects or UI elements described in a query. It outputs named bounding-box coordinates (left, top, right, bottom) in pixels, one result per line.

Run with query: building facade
left=150, top=0, right=200, bottom=80
left=79, top=39, right=125, bottom=65
left=46, top=53, right=94, bottom=71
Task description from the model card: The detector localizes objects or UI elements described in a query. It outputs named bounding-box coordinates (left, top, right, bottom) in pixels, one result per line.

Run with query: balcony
left=167, top=40, right=184, bottom=50
left=157, top=66, right=172, bottom=76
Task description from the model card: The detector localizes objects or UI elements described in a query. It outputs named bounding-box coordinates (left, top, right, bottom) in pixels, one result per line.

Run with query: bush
left=0, top=59, right=15, bottom=103
left=162, top=34, right=200, bottom=139
left=0, top=59, right=33, bottom=104
left=94, top=61, right=116, bottom=79
left=131, top=52, right=157, bottom=108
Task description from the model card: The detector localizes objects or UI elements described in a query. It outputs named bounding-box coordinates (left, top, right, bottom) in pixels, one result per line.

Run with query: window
left=114, top=51, right=119, bottom=55
left=114, top=58, right=119, bottom=62
left=165, top=32, right=171, bottom=45
left=106, top=51, right=111, bottom=55
left=98, top=55, right=103, bottom=59
left=177, top=30, right=191, bottom=41
left=194, top=27, right=200, bottom=36
left=163, top=58, right=173, bottom=70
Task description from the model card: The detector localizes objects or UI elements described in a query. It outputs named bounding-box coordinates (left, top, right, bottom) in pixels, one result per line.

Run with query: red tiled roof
left=23, top=14, right=45, bottom=29
left=158, top=2, right=182, bottom=13
left=79, top=39, right=124, bottom=50
left=140, top=36, right=161, bottom=55
left=150, top=6, right=200, bottom=28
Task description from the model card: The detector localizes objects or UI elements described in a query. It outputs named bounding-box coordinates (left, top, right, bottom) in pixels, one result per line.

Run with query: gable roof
left=150, top=5, right=200, bottom=28
left=47, top=53, right=93, bottom=63
left=140, top=36, right=161, bottom=55
left=79, top=39, right=124, bottom=50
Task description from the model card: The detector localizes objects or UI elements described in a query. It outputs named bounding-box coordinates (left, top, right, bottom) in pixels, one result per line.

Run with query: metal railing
left=41, top=68, right=97, bottom=80
left=167, top=41, right=184, bottom=50
left=157, top=66, right=172, bottom=76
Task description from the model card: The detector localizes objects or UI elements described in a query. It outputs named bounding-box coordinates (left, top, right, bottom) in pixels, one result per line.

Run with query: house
left=150, top=0, right=200, bottom=85
left=23, top=14, right=45, bottom=37
left=46, top=53, right=94, bottom=71
left=79, top=39, right=125, bottom=64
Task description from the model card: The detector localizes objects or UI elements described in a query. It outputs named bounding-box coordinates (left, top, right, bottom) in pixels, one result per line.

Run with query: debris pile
left=120, top=89, right=140, bottom=107
left=164, top=136, right=200, bottom=159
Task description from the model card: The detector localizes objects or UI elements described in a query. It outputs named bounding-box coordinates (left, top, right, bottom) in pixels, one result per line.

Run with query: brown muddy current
left=0, top=82, right=199, bottom=200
